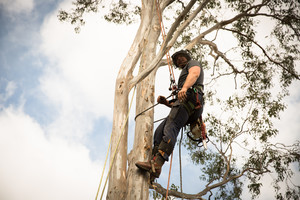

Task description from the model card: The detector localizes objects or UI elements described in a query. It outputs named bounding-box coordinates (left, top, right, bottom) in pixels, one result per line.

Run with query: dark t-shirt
left=177, top=60, right=204, bottom=89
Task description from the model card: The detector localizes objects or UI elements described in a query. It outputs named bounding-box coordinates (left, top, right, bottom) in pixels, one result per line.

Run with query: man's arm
left=178, top=66, right=201, bottom=101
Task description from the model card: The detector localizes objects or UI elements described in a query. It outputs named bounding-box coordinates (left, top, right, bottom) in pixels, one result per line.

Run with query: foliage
left=58, top=0, right=100, bottom=32
left=58, top=0, right=140, bottom=32
left=103, top=1, right=140, bottom=25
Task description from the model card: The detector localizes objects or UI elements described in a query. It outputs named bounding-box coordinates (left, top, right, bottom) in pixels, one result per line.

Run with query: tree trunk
left=126, top=3, right=161, bottom=199
left=126, top=73, right=156, bottom=199
left=107, top=77, right=129, bottom=200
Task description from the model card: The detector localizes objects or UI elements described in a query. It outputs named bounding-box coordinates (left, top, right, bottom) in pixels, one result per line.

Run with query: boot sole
left=135, top=164, right=161, bottom=179
left=135, top=163, right=151, bottom=172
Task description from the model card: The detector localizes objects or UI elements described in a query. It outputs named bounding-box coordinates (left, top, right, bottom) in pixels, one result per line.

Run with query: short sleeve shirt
left=177, top=60, right=204, bottom=89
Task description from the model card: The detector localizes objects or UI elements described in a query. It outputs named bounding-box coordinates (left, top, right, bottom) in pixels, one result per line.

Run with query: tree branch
left=222, top=144, right=232, bottom=180
left=247, top=13, right=300, bottom=40
left=222, top=27, right=300, bottom=80
left=160, top=0, right=175, bottom=10
left=158, top=59, right=169, bottom=67
left=150, top=145, right=279, bottom=199
left=129, top=46, right=165, bottom=89
left=185, top=3, right=268, bottom=50
left=166, top=0, right=211, bottom=49
left=198, top=39, right=240, bottom=74
left=151, top=182, right=206, bottom=200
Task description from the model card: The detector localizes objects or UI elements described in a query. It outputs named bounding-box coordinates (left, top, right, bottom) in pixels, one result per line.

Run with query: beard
left=177, top=60, right=188, bottom=68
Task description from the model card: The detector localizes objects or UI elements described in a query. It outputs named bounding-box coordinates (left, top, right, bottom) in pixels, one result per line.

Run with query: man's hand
left=157, top=96, right=168, bottom=105
left=157, top=96, right=173, bottom=108
left=178, top=88, right=188, bottom=102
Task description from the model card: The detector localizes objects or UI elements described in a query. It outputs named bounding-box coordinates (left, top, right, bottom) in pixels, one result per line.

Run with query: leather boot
left=134, top=144, right=158, bottom=173
left=135, top=153, right=165, bottom=178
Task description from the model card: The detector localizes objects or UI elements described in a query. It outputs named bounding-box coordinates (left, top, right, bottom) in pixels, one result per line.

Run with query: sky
left=0, top=0, right=299, bottom=200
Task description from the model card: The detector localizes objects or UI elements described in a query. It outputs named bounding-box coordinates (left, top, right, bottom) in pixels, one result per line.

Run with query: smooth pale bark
left=107, top=78, right=129, bottom=199
left=126, top=13, right=161, bottom=198
left=126, top=73, right=155, bottom=200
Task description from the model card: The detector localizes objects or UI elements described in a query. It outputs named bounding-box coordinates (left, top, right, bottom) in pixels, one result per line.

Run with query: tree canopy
left=59, top=0, right=300, bottom=199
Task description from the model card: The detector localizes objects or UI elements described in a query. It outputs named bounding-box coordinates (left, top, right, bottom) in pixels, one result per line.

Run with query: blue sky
left=0, top=0, right=299, bottom=200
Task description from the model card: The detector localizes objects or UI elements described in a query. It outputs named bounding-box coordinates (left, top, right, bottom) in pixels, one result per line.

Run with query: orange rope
left=155, top=0, right=176, bottom=89
left=165, top=152, right=173, bottom=199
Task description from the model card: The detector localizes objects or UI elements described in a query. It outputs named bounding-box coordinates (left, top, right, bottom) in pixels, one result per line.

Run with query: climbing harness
left=95, top=86, right=136, bottom=200
left=182, top=85, right=204, bottom=116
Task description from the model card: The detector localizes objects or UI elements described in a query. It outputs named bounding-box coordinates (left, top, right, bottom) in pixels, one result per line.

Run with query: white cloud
left=39, top=0, right=138, bottom=121
left=0, top=81, right=17, bottom=107
left=35, top=0, right=139, bottom=142
left=0, top=0, right=34, bottom=14
left=0, top=106, right=102, bottom=200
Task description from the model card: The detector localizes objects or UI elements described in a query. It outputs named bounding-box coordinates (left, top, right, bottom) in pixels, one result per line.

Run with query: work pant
left=153, top=91, right=204, bottom=160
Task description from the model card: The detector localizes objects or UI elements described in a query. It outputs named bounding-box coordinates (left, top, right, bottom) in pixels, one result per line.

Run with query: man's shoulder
left=188, top=60, right=201, bottom=68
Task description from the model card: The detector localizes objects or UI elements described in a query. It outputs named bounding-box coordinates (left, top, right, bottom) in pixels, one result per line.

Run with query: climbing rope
left=165, top=128, right=184, bottom=199
left=94, top=131, right=112, bottom=200
left=95, top=86, right=136, bottom=200
left=179, top=128, right=183, bottom=197
left=134, top=93, right=174, bottom=120
left=165, top=152, right=173, bottom=199
left=155, top=0, right=177, bottom=93
left=153, top=117, right=166, bottom=124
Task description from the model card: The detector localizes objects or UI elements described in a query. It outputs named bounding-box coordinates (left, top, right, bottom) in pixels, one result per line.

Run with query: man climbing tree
left=135, top=49, right=205, bottom=182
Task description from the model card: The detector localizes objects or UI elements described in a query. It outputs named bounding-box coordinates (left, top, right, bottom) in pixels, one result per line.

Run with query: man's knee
left=158, top=139, right=174, bottom=161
